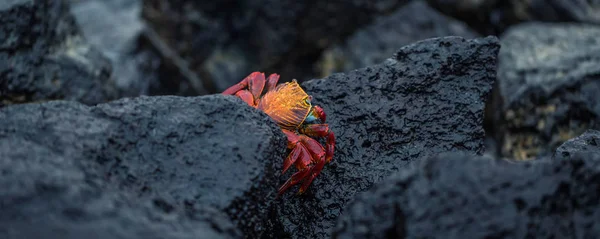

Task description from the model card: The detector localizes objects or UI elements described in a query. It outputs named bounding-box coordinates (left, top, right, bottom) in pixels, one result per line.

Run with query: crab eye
left=305, top=97, right=311, bottom=105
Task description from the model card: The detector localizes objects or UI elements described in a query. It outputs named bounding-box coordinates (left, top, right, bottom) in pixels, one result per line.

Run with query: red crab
left=222, top=72, right=335, bottom=196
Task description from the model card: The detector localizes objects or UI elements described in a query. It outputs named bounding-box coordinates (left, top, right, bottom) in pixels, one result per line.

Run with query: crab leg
left=265, top=73, right=280, bottom=92
left=277, top=167, right=311, bottom=196
left=300, top=124, right=336, bottom=163
left=299, top=153, right=327, bottom=195
left=222, top=72, right=266, bottom=105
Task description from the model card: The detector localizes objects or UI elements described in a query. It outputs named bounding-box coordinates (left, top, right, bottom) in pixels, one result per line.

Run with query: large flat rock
left=0, top=95, right=286, bottom=238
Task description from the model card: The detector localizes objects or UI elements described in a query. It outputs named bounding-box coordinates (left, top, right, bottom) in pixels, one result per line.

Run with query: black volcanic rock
left=264, top=36, right=500, bottom=238
left=555, top=129, right=600, bottom=160
left=0, top=95, right=286, bottom=238
left=0, top=0, right=117, bottom=107
left=141, top=0, right=411, bottom=92
left=494, top=23, right=600, bottom=160
left=319, top=0, right=479, bottom=76
left=333, top=147, right=600, bottom=239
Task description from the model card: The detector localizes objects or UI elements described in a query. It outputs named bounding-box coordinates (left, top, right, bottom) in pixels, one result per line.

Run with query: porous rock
left=141, top=0, right=411, bottom=92
left=0, top=136, right=238, bottom=239
left=555, top=129, right=600, bottom=160
left=333, top=147, right=600, bottom=239
left=0, top=95, right=286, bottom=238
left=319, top=0, right=479, bottom=76
left=265, top=36, right=500, bottom=238
left=0, top=0, right=117, bottom=107
left=494, top=23, right=600, bottom=160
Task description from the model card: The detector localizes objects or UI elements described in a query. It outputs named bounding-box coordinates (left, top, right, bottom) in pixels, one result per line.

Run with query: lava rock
left=264, top=36, right=500, bottom=238
left=427, top=0, right=600, bottom=35
left=0, top=0, right=118, bottom=107
left=494, top=23, right=600, bottom=160
left=555, top=129, right=600, bottom=160
left=333, top=147, right=600, bottom=239
left=0, top=95, right=286, bottom=238
left=0, top=136, right=238, bottom=239
left=141, top=0, right=411, bottom=92
left=319, top=0, right=480, bottom=76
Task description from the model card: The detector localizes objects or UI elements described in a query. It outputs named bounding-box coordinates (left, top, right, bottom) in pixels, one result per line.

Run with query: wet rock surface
left=0, top=95, right=286, bottom=238
left=141, top=0, right=411, bottom=92
left=334, top=131, right=600, bottom=238
left=264, top=36, right=500, bottom=238
left=494, top=23, right=600, bottom=160
left=0, top=0, right=117, bottom=107
left=319, top=0, right=479, bottom=76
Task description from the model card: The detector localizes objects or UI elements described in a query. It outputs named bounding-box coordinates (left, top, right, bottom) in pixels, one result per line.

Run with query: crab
left=222, top=72, right=335, bottom=196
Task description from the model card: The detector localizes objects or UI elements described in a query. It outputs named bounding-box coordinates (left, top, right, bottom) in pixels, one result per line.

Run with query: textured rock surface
left=494, top=23, right=600, bottom=160
left=0, top=95, right=286, bottom=238
left=0, top=136, right=239, bottom=239
left=427, top=0, right=600, bottom=35
left=333, top=148, right=600, bottom=239
left=264, top=36, right=500, bottom=238
left=0, top=0, right=117, bottom=107
left=555, top=129, right=600, bottom=160
left=141, top=0, right=411, bottom=92
left=319, top=0, right=479, bottom=76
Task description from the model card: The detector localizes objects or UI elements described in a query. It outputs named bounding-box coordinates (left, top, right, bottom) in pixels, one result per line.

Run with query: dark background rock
left=0, top=0, right=118, bottom=107
left=426, top=0, right=600, bottom=35
left=555, top=129, right=600, bottom=160
left=319, top=0, right=480, bottom=76
left=333, top=146, right=600, bottom=239
left=262, top=36, right=499, bottom=238
left=140, top=0, right=411, bottom=93
left=492, top=23, right=600, bottom=160
left=0, top=95, right=286, bottom=238
left=69, top=0, right=210, bottom=97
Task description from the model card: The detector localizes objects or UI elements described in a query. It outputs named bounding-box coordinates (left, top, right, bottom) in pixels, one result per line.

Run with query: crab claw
left=222, top=72, right=267, bottom=107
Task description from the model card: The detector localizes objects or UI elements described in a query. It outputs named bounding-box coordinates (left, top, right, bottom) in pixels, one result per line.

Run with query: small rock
left=333, top=149, right=600, bottom=239
left=0, top=95, right=286, bottom=238
left=555, top=129, right=600, bottom=160
left=265, top=36, right=500, bottom=238
left=0, top=0, right=118, bottom=107
left=319, top=0, right=480, bottom=76
left=494, top=23, right=600, bottom=160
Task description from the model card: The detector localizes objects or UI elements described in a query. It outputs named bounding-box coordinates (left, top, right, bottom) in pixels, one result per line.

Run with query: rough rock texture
left=264, top=36, right=500, bottom=238
left=494, top=23, right=600, bottom=160
left=141, top=0, right=411, bottom=92
left=427, top=0, right=600, bottom=35
left=319, top=0, right=480, bottom=76
left=0, top=95, right=286, bottom=238
left=333, top=146, right=600, bottom=239
left=555, top=129, right=600, bottom=160
left=0, top=136, right=239, bottom=239
left=0, top=0, right=117, bottom=107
